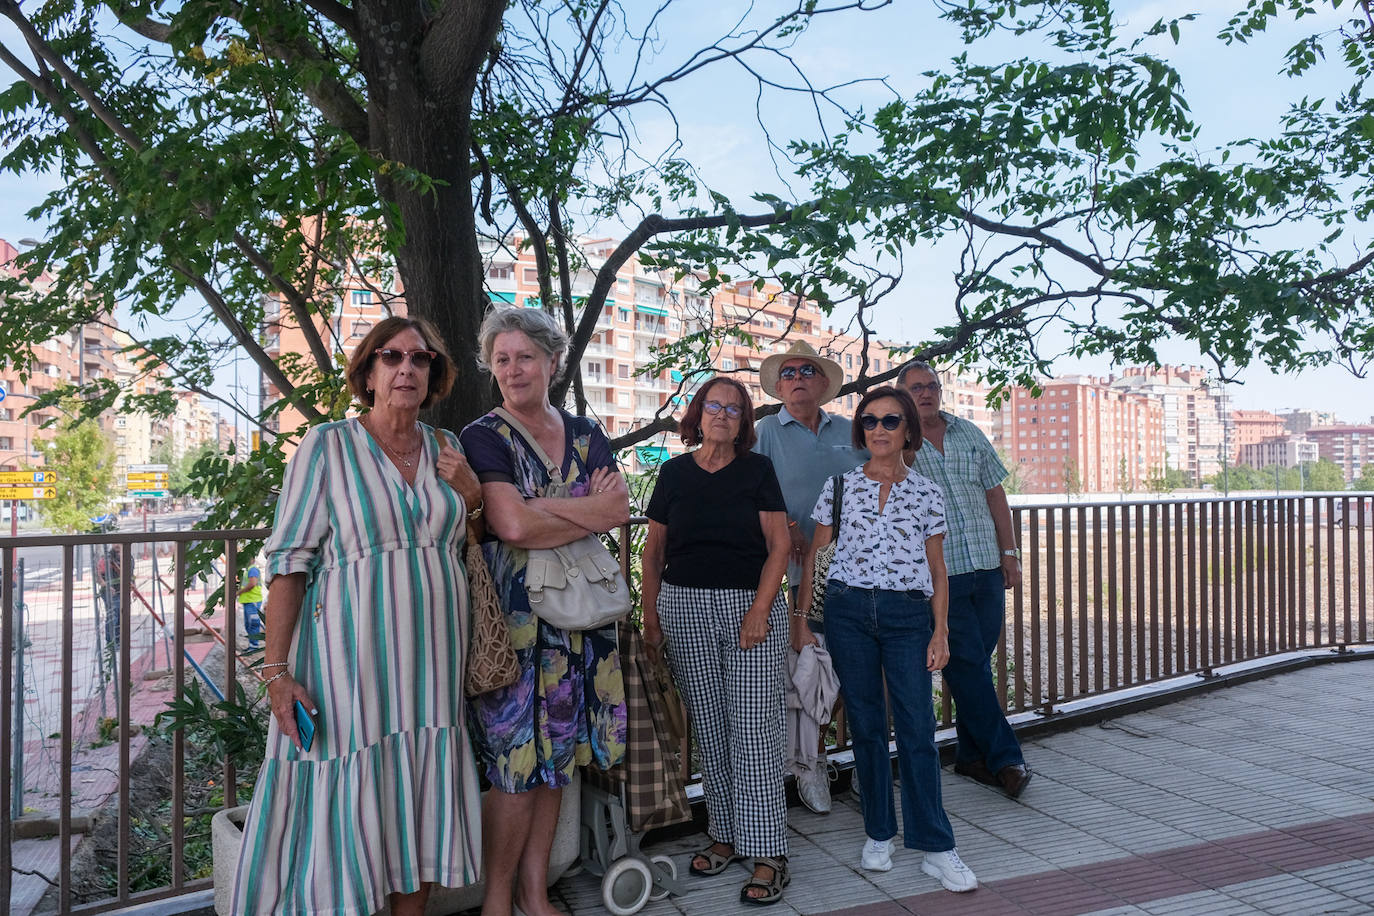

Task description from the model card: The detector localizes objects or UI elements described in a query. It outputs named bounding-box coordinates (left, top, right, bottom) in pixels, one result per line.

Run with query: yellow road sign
left=0, top=485, right=56, bottom=500
left=0, top=470, right=56, bottom=485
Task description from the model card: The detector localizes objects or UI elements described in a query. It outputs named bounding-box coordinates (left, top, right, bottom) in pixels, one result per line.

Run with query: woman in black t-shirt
left=643, top=376, right=792, bottom=907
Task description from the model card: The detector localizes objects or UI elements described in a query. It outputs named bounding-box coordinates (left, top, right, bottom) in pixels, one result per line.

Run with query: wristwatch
left=1002, top=548, right=1020, bottom=560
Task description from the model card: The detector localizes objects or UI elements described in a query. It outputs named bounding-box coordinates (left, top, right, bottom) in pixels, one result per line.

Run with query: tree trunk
left=355, top=0, right=506, bottom=432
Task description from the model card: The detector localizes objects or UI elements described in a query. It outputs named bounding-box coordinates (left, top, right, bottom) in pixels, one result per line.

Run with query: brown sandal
left=740, top=855, right=789, bottom=906
left=690, top=842, right=744, bottom=876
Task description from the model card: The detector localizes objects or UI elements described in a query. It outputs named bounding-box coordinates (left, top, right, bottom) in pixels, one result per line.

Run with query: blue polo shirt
left=754, top=406, right=867, bottom=584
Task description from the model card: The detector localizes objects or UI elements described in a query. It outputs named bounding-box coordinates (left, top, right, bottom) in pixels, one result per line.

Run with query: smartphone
left=293, top=700, right=316, bottom=752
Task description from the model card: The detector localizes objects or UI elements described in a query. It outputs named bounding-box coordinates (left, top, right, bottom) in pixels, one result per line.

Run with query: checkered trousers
left=659, top=583, right=789, bottom=857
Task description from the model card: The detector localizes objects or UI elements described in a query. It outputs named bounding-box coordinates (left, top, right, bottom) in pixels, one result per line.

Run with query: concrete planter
left=212, top=773, right=582, bottom=915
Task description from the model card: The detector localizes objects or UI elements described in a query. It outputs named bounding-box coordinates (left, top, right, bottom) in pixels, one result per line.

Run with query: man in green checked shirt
left=900, top=361, right=1032, bottom=800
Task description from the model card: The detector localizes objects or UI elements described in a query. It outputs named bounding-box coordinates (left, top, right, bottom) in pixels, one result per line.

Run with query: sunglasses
left=375, top=348, right=438, bottom=369
left=860, top=413, right=904, bottom=431
left=778, top=364, right=819, bottom=380
left=703, top=400, right=743, bottom=418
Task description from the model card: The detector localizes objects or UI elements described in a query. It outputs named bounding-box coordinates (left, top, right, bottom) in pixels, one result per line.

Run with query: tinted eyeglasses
left=375, top=348, right=438, bottom=369
left=703, top=400, right=743, bottom=418
left=906, top=381, right=941, bottom=393
left=778, top=364, right=819, bottom=380
left=860, top=413, right=904, bottom=431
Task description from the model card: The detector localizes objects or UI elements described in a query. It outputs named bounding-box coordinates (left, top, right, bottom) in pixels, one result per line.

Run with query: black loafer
left=953, top=759, right=999, bottom=787
left=997, top=763, right=1033, bottom=799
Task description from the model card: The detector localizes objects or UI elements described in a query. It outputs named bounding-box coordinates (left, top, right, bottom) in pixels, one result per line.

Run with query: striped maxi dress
left=231, top=419, right=482, bottom=915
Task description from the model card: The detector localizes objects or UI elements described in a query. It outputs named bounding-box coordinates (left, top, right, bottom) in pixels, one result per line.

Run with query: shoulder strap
left=492, top=406, right=562, bottom=480
left=830, top=473, right=844, bottom=542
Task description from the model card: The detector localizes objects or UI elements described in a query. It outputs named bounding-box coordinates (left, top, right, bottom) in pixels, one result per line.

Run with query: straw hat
left=758, top=340, right=845, bottom=404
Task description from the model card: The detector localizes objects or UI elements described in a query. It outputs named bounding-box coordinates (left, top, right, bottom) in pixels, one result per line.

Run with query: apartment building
left=1230, top=409, right=1285, bottom=462
left=994, top=375, right=1165, bottom=494
left=1238, top=434, right=1318, bottom=469
left=1279, top=408, right=1338, bottom=435
left=263, top=235, right=909, bottom=471
left=1304, top=426, right=1374, bottom=483
left=1109, top=365, right=1226, bottom=483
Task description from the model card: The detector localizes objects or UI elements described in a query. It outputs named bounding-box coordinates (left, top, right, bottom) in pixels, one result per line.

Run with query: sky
left=2, top=0, right=1372, bottom=423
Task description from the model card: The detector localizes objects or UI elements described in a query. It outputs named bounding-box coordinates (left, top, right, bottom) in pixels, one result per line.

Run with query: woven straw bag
left=464, top=524, right=519, bottom=697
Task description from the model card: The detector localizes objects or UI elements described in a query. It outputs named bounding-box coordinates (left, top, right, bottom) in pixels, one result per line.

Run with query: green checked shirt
left=908, top=410, right=1008, bottom=576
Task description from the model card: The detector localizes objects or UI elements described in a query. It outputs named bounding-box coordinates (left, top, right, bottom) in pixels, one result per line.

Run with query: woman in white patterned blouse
left=796, top=385, right=979, bottom=894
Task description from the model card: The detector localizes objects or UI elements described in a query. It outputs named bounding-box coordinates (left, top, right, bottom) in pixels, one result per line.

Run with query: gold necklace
left=363, top=416, right=421, bottom=468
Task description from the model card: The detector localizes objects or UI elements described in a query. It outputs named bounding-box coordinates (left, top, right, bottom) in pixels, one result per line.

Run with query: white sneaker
left=860, top=837, right=893, bottom=872
left=921, top=848, right=978, bottom=892
left=798, top=765, right=832, bottom=814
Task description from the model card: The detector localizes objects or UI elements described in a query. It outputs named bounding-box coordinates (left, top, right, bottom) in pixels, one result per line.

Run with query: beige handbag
left=493, top=407, right=631, bottom=631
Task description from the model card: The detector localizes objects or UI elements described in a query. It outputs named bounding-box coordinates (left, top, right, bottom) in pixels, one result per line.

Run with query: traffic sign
left=0, top=470, right=56, bottom=485
left=0, top=485, right=56, bottom=500
left=126, top=473, right=169, bottom=484
left=0, top=382, right=6, bottom=403
left=129, top=490, right=169, bottom=498
left=128, top=463, right=169, bottom=473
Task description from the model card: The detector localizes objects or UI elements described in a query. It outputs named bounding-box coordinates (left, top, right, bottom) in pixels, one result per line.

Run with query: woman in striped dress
left=231, top=317, right=485, bottom=916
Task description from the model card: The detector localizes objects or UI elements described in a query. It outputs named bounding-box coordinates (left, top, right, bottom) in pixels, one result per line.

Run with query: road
left=2, top=509, right=209, bottom=587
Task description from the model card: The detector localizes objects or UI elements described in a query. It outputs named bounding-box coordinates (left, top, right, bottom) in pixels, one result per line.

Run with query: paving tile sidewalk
left=547, top=658, right=1374, bottom=916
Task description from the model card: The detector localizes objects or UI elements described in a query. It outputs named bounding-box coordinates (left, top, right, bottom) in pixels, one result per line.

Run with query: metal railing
left=4, top=493, right=1374, bottom=913
left=3, top=527, right=268, bottom=914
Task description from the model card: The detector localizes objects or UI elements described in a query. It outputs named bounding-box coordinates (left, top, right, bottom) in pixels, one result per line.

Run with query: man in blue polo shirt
left=900, top=360, right=1031, bottom=799
left=755, top=340, right=866, bottom=813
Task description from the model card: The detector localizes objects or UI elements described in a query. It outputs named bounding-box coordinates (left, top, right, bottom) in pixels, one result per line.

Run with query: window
left=617, top=334, right=630, bottom=350
left=350, top=290, right=373, bottom=306
left=618, top=392, right=631, bottom=408
left=488, top=265, right=512, bottom=280
left=618, top=308, right=630, bottom=322
left=722, top=358, right=735, bottom=371
left=0, top=437, right=10, bottom=450
left=618, top=363, right=630, bottom=379
left=523, top=267, right=539, bottom=283
left=845, top=354, right=853, bottom=368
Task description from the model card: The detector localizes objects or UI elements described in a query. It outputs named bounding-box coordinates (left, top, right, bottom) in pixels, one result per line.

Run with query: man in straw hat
left=754, top=340, right=866, bottom=814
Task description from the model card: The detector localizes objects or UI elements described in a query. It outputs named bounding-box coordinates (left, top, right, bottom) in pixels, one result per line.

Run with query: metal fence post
left=10, top=557, right=23, bottom=821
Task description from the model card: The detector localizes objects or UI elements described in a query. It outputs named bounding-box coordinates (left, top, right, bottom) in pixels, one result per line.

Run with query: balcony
left=3, top=493, right=1373, bottom=914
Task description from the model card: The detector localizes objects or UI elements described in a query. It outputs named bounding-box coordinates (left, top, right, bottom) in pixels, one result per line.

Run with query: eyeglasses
left=860, top=413, right=904, bottom=431
left=906, top=381, right=941, bottom=393
left=375, top=348, right=438, bottom=369
left=703, top=400, right=743, bottom=418
left=777, top=364, right=819, bottom=380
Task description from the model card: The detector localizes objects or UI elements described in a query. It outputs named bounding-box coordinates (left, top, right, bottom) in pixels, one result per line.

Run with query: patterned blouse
left=811, top=466, right=948, bottom=594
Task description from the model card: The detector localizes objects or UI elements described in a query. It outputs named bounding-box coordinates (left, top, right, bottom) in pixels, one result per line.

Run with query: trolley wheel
left=601, top=856, right=653, bottom=916
left=647, top=854, right=677, bottom=901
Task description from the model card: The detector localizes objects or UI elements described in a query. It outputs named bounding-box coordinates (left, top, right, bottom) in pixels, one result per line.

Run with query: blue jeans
left=945, top=568, right=1024, bottom=772
left=241, top=601, right=263, bottom=644
left=824, top=581, right=955, bottom=852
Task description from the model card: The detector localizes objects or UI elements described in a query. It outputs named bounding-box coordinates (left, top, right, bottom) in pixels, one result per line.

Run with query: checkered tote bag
left=592, top=621, right=691, bottom=832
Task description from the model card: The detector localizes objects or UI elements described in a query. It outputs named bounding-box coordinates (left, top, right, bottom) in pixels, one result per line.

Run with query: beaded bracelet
left=265, top=670, right=291, bottom=686
left=261, top=661, right=288, bottom=670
